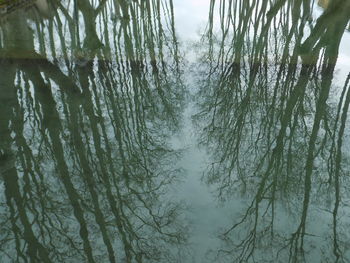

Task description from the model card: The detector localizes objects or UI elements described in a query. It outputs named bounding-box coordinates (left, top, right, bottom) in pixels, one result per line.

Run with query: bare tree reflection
left=0, top=1, right=186, bottom=262
left=195, top=0, right=350, bottom=262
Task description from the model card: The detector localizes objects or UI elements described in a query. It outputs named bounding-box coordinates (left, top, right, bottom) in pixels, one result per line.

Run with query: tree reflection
left=0, top=1, right=186, bottom=262
left=196, top=0, right=350, bottom=262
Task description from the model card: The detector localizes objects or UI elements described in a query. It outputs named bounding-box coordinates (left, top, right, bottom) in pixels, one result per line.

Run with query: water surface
left=1, top=0, right=350, bottom=262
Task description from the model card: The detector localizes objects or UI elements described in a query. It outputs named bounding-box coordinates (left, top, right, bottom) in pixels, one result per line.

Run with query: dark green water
left=1, top=0, right=350, bottom=262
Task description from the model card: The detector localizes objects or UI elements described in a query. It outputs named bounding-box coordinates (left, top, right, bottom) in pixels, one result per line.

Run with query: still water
left=1, top=0, right=350, bottom=262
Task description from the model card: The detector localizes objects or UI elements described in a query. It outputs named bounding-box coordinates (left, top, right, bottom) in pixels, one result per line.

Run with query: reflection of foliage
left=0, top=0, right=187, bottom=262
left=195, top=0, right=350, bottom=262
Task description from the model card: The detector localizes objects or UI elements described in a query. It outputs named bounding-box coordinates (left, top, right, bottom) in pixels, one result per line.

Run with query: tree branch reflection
left=0, top=1, right=187, bottom=262
left=196, top=0, right=350, bottom=262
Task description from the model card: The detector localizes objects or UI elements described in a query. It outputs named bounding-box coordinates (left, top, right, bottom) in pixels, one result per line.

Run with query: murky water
left=1, top=0, right=350, bottom=262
